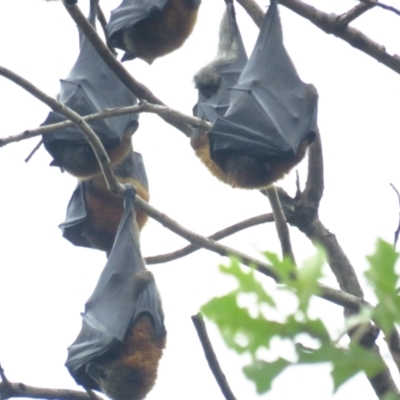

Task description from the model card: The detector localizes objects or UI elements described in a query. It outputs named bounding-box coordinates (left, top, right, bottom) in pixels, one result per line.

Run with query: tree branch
left=361, top=0, right=400, bottom=17
left=337, top=2, right=374, bottom=25
left=0, top=102, right=211, bottom=148
left=145, top=213, right=274, bottom=264
left=0, top=365, right=99, bottom=400
left=236, top=0, right=400, bottom=75
left=61, top=1, right=192, bottom=137
left=191, top=314, right=237, bottom=400
left=263, top=186, right=296, bottom=263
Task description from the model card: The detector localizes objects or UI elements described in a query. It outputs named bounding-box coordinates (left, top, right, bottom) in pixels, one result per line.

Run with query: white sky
left=1, top=0, right=400, bottom=399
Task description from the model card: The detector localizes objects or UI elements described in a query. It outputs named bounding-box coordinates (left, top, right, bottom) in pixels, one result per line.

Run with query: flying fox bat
left=41, top=0, right=139, bottom=179
left=107, top=0, right=201, bottom=63
left=207, top=0, right=318, bottom=189
left=191, top=0, right=248, bottom=184
left=59, top=151, right=149, bottom=254
left=66, top=186, right=166, bottom=400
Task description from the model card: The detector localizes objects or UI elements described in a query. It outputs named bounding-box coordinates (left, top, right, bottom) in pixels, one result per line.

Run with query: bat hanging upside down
left=66, top=187, right=167, bottom=400
left=192, top=0, right=318, bottom=189
left=107, top=0, right=201, bottom=63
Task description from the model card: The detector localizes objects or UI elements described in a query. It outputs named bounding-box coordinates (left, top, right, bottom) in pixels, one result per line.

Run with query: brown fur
left=83, top=174, right=149, bottom=253
left=122, top=0, right=200, bottom=63
left=53, top=130, right=134, bottom=179
left=90, top=316, right=166, bottom=400
left=191, top=131, right=312, bottom=189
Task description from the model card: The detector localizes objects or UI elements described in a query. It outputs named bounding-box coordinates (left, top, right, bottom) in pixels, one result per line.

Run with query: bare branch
left=236, top=0, right=400, bottom=75
left=235, top=0, right=264, bottom=28
left=337, top=2, right=374, bottom=25
left=279, top=0, right=400, bottom=75
left=145, top=213, right=274, bottom=264
left=390, top=183, right=400, bottom=248
left=361, top=0, right=400, bottom=17
left=0, top=365, right=98, bottom=400
left=263, top=186, right=296, bottom=263
left=95, top=3, right=117, bottom=56
left=191, top=314, right=237, bottom=400
left=0, top=102, right=210, bottom=148
left=61, top=1, right=192, bottom=137
left=24, top=140, right=43, bottom=163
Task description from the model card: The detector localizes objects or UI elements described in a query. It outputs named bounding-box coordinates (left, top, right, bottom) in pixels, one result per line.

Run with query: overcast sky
left=1, top=0, right=400, bottom=399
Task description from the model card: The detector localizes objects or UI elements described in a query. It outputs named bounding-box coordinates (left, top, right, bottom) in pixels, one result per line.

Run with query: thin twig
left=61, top=1, right=192, bottom=137
left=24, top=140, right=43, bottom=163
left=95, top=3, right=118, bottom=56
left=0, top=102, right=211, bottom=147
left=337, top=2, right=375, bottom=25
left=191, top=314, right=237, bottom=400
left=146, top=213, right=274, bottom=264
left=361, top=0, right=400, bottom=17
left=390, top=183, right=400, bottom=248
left=0, top=365, right=97, bottom=400
left=264, top=186, right=296, bottom=264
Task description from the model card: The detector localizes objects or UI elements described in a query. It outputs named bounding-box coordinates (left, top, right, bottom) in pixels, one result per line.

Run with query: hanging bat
left=66, top=186, right=166, bottom=400
left=191, top=0, right=248, bottom=184
left=41, top=0, right=139, bottom=179
left=107, top=0, right=201, bottom=63
left=59, top=151, right=149, bottom=254
left=207, top=0, right=318, bottom=189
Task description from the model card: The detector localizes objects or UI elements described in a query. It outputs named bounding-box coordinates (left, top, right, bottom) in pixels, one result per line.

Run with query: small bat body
left=207, top=0, right=318, bottom=189
left=107, top=0, right=201, bottom=63
left=42, top=0, right=139, bottom=178
left=191, top=0, right=248, bottom=185
left=59, top=151, right=149, bottom=254
left=66, top=187, right=166, bottom=400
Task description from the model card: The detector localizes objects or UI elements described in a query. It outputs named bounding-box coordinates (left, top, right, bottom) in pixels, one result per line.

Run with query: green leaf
left=330, top=344, right=385, bottom=392
left=264, top=251, right=296, bottom=284
left=293, top=247, right=325, bottom=313
left=366, top=239, right=400, bottom=335
left=243, top=358, right=291, bottom=394
left=220, top=258, right=275, bottom=307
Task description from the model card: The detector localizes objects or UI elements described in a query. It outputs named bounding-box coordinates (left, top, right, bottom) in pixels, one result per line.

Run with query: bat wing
left=66, top=186, right=165, bottom=389
left=59, top=152, right=148, bottom=250
left=59, top=182, right=90, bottom=248
left=42, top=1, right=139, bottom=147
left=107, top=0, right=168, bottom=48
left=194, top=1, right=248, bottom=124
left=208, top=0, right=318, bottom=161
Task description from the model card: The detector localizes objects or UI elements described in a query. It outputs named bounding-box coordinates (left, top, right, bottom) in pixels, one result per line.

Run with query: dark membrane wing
left=42, top=2, right=138, bottom=147
left=66, top=187, right=164, bottom=389
left=107, top=0, right=168, bottom=48
left=59, top=183, right=90, bottom=248
left=58, top=152, right=148, bottom=250
left=209, top=0, right=318, bottom=160
left=194, top=1, right=247, bottom=123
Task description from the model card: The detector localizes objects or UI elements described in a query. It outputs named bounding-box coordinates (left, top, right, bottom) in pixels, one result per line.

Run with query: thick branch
left=61, top=1, right=192, bottom=137
left=279, top=0, right=400, bottom=75
left=337, top=2, right=374, bottom=25
left=146, top=213, right=274, bottom=264
left=191, top=315, right=237, bottom=400
left=236, top=0, right=400, bottom=75
left=0, top=102, right=211, bottom=147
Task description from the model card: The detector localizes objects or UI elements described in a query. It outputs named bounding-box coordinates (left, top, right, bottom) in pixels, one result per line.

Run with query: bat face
left=59, top=152, right=149, bottom=253
left=66, top=186, right=166, bottom=400
left=41, top=1, right=139, bottom=178
left=208, top=0, right=318, bottom=189
left=107, top=0, right=201, bottom=63
left=193, top=1, right=247, bottom=124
